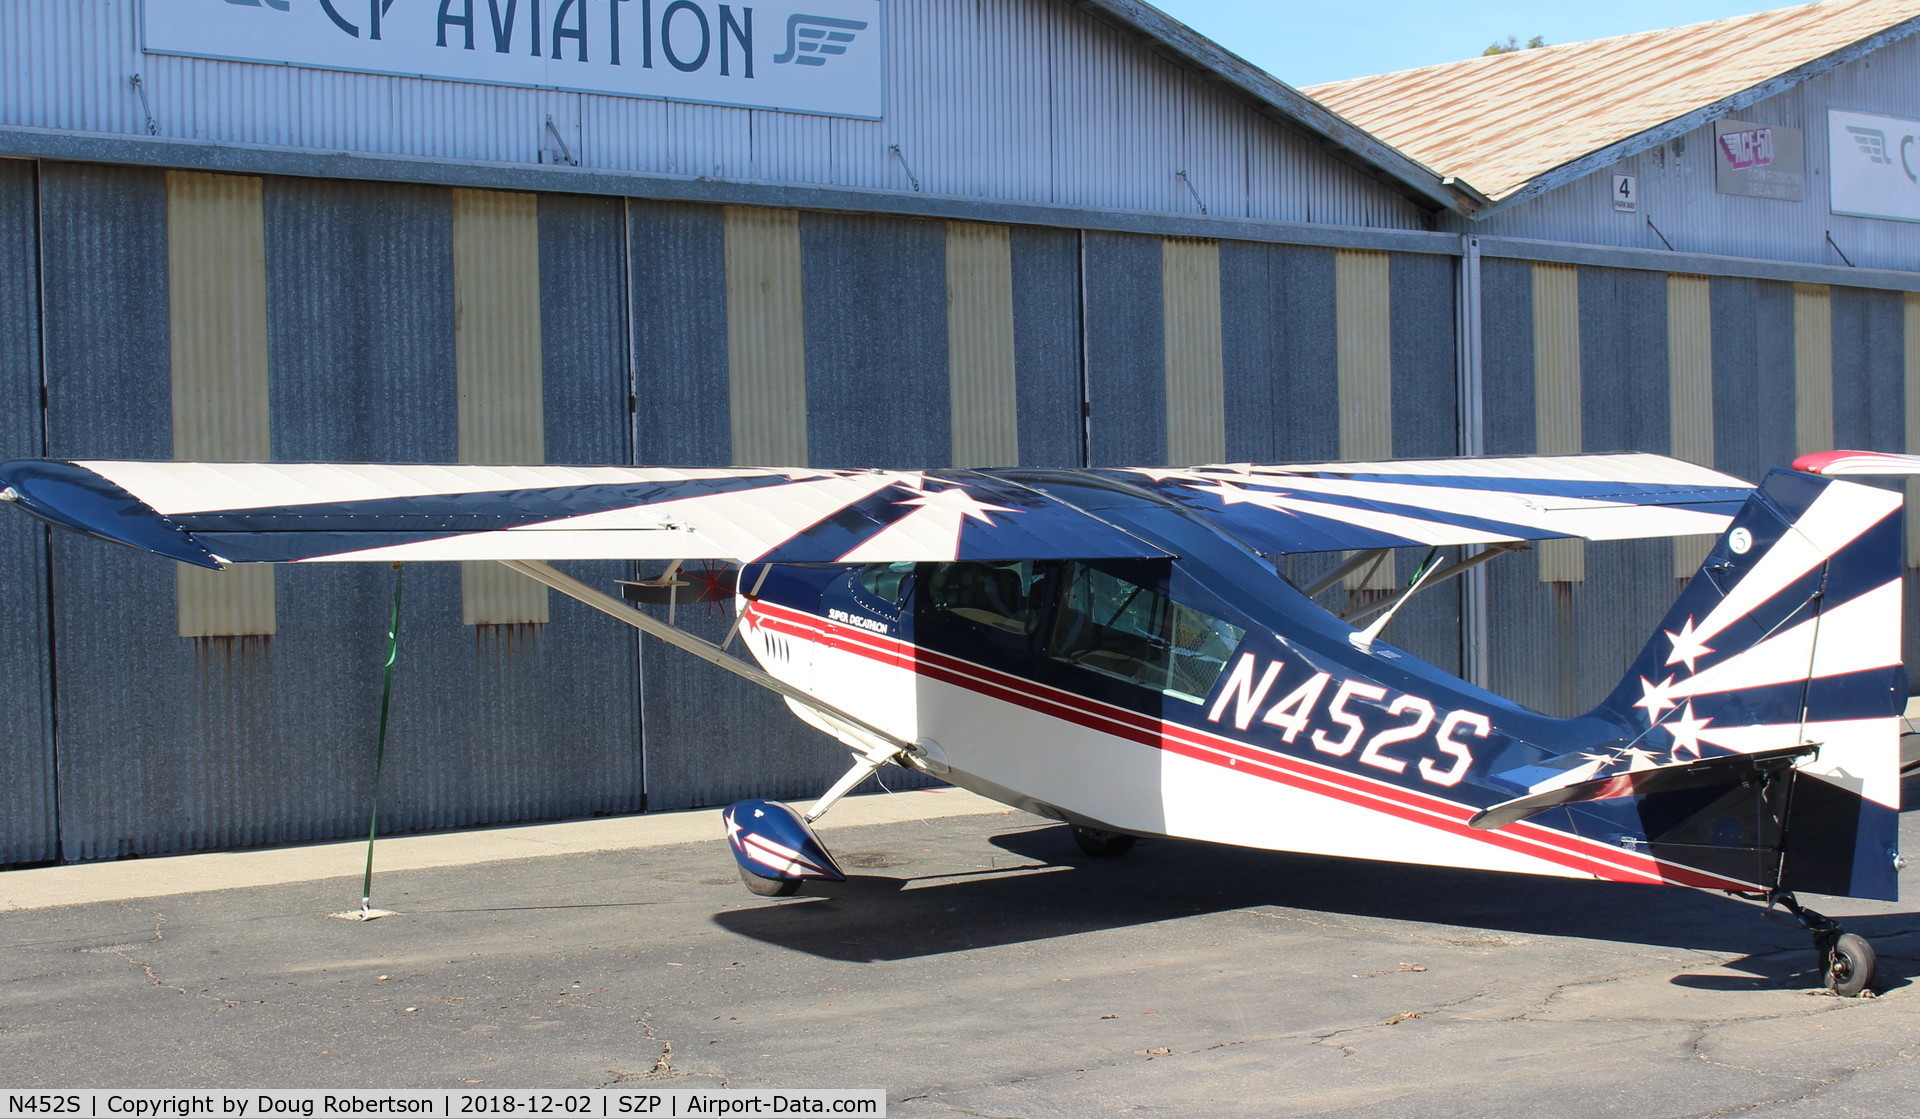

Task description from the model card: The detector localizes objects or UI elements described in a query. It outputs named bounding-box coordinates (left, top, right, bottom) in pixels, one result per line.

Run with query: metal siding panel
left=1161, top=237, right=1224, bottom=465
left=265, top=177, right=644, bottom=843
left=946, top=221, right=1020, bottom=468
left=166, top=170, right=276, bottom=639
left=1532, top=262, right=1584, bottom=583
left=630, top=199, right=730, bottom=467
left=1908, top=293, right=1920, bottom=562
left=1829, top=286, right=1905, bottom=454
left=1386, top=252, right=1460, bottom=675
left=1477, top=258, right=1557, bottom=712
left=1336, top=249, right=1394, bottom=590
left=1795, top=284, right=1834, bottom=455
left=453, top=188, right=549, bottom=627
left=39, top=162, right=186, bottom=860
left=3, top=0, right=1425, bottom=231
left=1442, top=38, right=1920, bottom=272
left=724, top=206, right=808, bottom=467
left=1668, top=274, right=1717, bottom=577
left=0, top=159, right=55, bottom=864
left=800, top=211, right=950, bottom=469
left=534, top=189, right=645, bottom=820
left=632, top=202, right=862, bottom=811
left=1218, top=241, right=1338, bottom=463
left=1710, top=277, right=1799, bottom=486
left=1009, top=225, right=1084, bottom=468
left=1575, top=266, right=1672, bottom=715
left=1083, top=231, right=1164, bottom=466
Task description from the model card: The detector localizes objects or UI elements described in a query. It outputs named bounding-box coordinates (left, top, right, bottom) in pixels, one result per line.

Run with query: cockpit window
left=927, top=561, right=1050, bottom=636
left=858, top=561, right=916, bottom=606
left=1048, top=565, right=1244, bottom=703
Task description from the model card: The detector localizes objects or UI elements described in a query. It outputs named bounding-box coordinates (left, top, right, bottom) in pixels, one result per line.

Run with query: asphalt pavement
left=2, top=781, right=1918, bottom=1118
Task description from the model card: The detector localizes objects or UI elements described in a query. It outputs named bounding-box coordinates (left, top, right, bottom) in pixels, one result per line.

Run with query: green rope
left=360, top=562, right=405, bottom=915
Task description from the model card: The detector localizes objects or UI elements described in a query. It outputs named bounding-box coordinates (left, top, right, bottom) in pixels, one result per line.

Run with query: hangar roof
left=1303, top=0, right=1920, bottom=207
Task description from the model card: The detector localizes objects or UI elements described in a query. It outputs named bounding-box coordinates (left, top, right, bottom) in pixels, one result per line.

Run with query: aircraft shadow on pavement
left=710, top=822, right=1920, bottom=990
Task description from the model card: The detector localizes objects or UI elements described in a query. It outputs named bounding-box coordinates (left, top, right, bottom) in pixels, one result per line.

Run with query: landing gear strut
left=1761, top=892, right=1876, bottom=997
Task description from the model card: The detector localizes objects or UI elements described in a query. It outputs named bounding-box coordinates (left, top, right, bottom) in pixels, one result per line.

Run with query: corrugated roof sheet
left=1305, top=0, right=1920, bottom=201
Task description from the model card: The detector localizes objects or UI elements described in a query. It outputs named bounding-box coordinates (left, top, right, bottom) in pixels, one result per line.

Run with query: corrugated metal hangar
left=2, top=0, right=1918, bottom=864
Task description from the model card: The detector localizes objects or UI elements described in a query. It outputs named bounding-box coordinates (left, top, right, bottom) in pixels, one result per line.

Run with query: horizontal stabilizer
left=1471, top=743, right=1816, bottom=832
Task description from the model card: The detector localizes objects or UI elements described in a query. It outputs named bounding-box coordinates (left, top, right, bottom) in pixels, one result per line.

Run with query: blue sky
left=1147, top=1, right=1799, bottom=87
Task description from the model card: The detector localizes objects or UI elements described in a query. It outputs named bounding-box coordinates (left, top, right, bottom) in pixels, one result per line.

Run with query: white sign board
left=142, top=0, right=884, bottom=119
left=1829, top=108, right=1920, bottom=223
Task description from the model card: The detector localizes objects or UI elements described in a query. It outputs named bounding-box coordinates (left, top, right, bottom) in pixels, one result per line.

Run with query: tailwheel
left=738, top=864, right=804, bottom=897
left=1070, top=825, right=1137, bottom=858
left=1826, top=932, right=1876, bottom=998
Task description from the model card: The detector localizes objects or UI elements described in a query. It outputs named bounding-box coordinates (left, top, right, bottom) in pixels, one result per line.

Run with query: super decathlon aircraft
left=0, top=450, right=1909, bottom=995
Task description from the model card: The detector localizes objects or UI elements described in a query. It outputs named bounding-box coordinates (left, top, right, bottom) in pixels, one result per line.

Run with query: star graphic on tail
left=1664, top=616, right=1713, bottom=671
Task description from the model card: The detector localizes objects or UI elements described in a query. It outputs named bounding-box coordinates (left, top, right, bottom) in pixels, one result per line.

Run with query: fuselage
left=737, top=470, right=1761, bottom=893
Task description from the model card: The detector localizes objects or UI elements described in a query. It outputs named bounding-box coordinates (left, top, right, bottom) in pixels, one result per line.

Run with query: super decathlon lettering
left=1205, top=652, right=1484, bottom=787
left=826, top=608, right=888, bottom=634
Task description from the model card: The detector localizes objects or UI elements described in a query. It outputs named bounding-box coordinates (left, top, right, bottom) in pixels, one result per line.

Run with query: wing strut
left=496, top=559, right=917, bottom=760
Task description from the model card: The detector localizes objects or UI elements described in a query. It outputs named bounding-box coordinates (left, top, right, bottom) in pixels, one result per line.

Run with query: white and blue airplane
left=0, top=448, right=1907, bottom=995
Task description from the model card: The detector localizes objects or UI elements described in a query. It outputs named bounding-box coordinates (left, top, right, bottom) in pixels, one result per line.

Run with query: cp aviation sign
left=1829, top=108, right=1920, bottom=223
left=142, top=0, right=884, bottom=119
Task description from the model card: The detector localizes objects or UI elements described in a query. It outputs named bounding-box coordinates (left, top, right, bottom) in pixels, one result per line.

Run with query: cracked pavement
left=1, top=778, right=1917, bottom=1117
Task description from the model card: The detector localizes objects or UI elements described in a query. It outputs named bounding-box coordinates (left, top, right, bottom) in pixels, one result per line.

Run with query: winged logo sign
left=1828, top=109, right=1920, bottom=222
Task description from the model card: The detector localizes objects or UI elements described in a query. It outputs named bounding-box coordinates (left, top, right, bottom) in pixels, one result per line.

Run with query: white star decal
left=1611, top=744, right=1662, bottom=772
left=1664, top=702, right=1713, bottom=762
left=893, top=486, right=1018, bottom=525
left=1633, top=675, right=1681, bottom=721
left=1664, top=616, right=1714, bottom=672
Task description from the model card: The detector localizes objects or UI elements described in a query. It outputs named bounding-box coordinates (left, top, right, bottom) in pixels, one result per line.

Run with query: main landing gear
left=1069, top=825, right=1137, bottom=858
left=1756, top=892, right=1877, bottom=997
left=722, top=740, right=910, bottom=898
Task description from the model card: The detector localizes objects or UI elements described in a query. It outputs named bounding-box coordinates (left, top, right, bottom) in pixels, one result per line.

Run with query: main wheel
left=738, top=865, right=803, bottom=897
left=1826, top=932, right=1875, bottom=997
left=1070, top=825, right=1137, bottom=858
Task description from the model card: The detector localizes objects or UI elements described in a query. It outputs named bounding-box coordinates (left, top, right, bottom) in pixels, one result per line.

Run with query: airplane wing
left=0, top=452, right=1750, bottom=569
left=0, top=460, right=1170, bottom=568
left=1094, top=452, right=1749, bottom=555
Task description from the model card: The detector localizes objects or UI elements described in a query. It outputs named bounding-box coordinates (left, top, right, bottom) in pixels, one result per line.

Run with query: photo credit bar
left=0, top=1092, right=885, bottom=1119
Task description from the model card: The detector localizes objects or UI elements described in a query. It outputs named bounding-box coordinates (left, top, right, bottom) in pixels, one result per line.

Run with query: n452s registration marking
left=1205, top=653, right=1486, bottom=786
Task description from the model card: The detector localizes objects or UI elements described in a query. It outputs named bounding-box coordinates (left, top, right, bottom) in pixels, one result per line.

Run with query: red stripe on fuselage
left=743, top=600, right=1757, bottom=892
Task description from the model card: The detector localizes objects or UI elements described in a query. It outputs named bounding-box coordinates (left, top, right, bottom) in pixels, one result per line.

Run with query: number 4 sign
left=1613, top=175, right=1639, bottom=213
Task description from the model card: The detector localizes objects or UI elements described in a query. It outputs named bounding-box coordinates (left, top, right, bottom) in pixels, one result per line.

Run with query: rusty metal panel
left=0, top=158, right=55, bottom=865
left=723, top=206, right=808, bottom=467
left=166, top=171, right=276, bottom=639
left=452, top=188, right=548, bottom=627
left=945, top=222, right=1020, bottom=468
left=1161, top=237, right=1225, bottom=466
left=801, top=210, right=950, bottom=469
